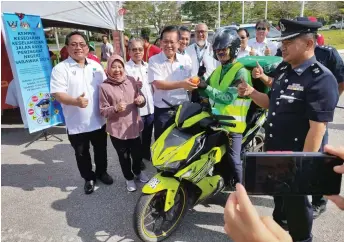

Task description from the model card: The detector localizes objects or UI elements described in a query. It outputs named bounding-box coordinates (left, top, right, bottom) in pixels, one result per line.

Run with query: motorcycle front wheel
left=133, top=187, right=189, bottom=242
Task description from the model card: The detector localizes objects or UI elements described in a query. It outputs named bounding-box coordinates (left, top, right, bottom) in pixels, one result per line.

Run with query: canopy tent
left=1, top=1, right=125, bottom=111
left=1, top=1, right=124, bottom=31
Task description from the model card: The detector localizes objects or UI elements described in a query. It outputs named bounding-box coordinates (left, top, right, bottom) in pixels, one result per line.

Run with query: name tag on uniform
left=287, top=83, right=304, bottom=91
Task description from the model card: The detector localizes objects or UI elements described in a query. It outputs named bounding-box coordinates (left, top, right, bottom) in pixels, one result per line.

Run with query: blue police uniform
left=275, top=25, right=344, bottom=214
left=266, top=19, right=339, bottom=242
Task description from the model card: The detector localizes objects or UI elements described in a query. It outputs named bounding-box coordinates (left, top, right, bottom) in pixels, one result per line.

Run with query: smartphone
left=243, top=152, right=343, bottom=195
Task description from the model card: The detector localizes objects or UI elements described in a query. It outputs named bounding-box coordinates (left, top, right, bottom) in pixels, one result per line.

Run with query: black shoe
left=97, top=172, right=113, bottom=185
left=140, top=161, right=146, bottom=170
left=84, top=180, right=95, bottom=194
left=313, top=204, right=326, bottom=219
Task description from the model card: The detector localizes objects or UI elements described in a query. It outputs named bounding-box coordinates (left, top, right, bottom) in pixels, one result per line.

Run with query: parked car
left=330, top=21, right=344, bottom=29
left=219, top=23, right=281, bottom=40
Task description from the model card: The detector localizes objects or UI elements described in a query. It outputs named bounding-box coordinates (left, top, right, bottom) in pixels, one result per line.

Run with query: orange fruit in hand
left=191, top=76, right=200, bottom=85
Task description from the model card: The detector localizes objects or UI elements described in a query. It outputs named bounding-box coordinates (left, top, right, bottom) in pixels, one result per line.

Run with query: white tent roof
left=1, top=1, right=124, bottom=31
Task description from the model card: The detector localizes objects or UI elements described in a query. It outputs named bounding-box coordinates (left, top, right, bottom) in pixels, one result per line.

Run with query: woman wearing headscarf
left=99, top=55, right=149, bottom=192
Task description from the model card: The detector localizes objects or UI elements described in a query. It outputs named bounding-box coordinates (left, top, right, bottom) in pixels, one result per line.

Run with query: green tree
left=268, top=1, right=300, bottom=22
left=220, top=1, right=243, bottom=25
left=124, top=1, right=182, bottom=35
left=181, top=1, right=218, bottom=28
left=141, top=27, right=151, bottom=37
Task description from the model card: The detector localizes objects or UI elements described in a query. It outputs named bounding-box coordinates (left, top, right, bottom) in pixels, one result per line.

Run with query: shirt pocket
left=277, top=98, right=305, bottom=113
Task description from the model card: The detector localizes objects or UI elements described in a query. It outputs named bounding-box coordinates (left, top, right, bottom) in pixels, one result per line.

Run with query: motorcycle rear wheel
left=133, top=187, right=189, bottom=242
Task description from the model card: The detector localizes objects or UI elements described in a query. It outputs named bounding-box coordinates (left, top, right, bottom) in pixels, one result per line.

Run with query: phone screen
left=243, top=152, right=343, bottom=195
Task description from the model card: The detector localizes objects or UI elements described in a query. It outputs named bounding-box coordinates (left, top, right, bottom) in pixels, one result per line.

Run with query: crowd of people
left=45, top=17, right=344, bottom=242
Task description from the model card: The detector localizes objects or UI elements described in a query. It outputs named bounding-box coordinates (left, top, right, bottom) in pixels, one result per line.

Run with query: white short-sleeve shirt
left=248, top=38, right=279, bottom=56
left=125, top=59, right=154, bottom=116
left=50, top=57, right=107, bottom=135
left=148, top=52, right=192, bottom=108
left=237, top=46, right=251, bottom=59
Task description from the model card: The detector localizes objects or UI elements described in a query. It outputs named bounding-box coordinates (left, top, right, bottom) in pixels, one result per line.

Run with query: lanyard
left=194, top=43, right=208, bottom=65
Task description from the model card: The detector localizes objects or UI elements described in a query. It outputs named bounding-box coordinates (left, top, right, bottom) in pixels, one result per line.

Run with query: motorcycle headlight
left=155, top=152, right=182, bottom=171
left=155, top=158, right=182, bottom=171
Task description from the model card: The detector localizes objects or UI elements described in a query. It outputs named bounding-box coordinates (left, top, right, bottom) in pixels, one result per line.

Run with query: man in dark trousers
left=239, top=19, right=339, bottom=242
left=276, top=27, right=344, bottom=219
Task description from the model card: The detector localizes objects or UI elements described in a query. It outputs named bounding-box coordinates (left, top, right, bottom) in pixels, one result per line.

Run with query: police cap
left=36, top=99, right=50, bottom=106
left=277, top=18, right=322, bottom=41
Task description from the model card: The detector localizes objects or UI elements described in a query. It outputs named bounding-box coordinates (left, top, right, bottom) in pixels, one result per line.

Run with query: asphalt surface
left=2, top=93, right=344, bottom=242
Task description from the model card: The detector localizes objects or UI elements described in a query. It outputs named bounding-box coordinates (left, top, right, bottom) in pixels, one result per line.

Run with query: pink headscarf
left=106, top=54, right=126, bottom=84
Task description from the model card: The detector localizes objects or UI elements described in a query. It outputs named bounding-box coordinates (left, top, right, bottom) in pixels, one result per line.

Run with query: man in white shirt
left=186, top=23, right=220, bottom=80
left=237, top=28, right=251, bottom=59
left=5, top=79, right=28, bottom=128
left=148, top=25, right=197, bottom=140
left=50, top=31, right=113, bottom=195
left=247, top=20, right=279, bottom=56
left=125, top=37, right=154, bottom=163
left=178, top=26, right=191, bottom=55
left=101, top=35, right=114, bottom=63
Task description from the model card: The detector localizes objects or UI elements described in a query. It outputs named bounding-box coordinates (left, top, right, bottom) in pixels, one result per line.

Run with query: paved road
left=2, top=98, right=344, bottom=242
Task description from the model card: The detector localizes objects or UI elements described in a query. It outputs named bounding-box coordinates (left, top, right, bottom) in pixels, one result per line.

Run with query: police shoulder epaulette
left=310, top=63, right=324, bottom=77
left=319, top=45, right=333, bottom=51
left=278, top=64, right=289, bottom=71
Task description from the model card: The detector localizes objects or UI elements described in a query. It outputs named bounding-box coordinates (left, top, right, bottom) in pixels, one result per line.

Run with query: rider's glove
left=197, top=64, right=207, bottom=77
left=198, top=80, right=208, bottom=90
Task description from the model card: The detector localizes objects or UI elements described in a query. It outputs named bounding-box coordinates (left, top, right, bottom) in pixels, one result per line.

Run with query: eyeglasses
left=69, top=42, right=88, bottom=48
left=130, top=48, right=144, bottom=52
left=240, top=36, right=247, bottom=40
left=256, top=27, right=267, bottom=31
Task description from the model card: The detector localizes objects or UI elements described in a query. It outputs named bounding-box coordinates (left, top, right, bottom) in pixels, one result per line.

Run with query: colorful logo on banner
left=2, top=13, right=64, bottom=133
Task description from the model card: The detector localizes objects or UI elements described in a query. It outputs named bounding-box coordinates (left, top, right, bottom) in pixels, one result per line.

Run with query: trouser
left=141, top=113, right=154, bottom=160
left=67, top=125, right=108, bottom=181
left=313, top=126, right=329, bottom=206
left=110, top=136, right=142, bottom=181
left=153, top=106, right=174, bottom=141
left=227, top=133, right=243, bottom=184
left=216, top=132, right=243, bottom=185
left=273, top=196, right=313, bottom=242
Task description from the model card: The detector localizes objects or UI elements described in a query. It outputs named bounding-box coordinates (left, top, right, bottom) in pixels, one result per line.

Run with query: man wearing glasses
left=248, top=20, right=279, bottom=56
left=148, top=25, right=197, bottom=140
left=237, top=28, right=251, bottom=59
left=125, top=37, right=154, bottom=167
left=50, top=31, right=113, bottom=195
left=186, top=23, right=219, bottom=80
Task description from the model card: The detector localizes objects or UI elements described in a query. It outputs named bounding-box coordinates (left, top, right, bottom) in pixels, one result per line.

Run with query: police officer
left=276, top=29, right=344, bottom=219
left=238, top=19, right=339, bottom=242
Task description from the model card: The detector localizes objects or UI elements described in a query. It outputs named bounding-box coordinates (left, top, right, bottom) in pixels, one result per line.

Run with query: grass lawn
left=319, top=29, right=344, bottom=49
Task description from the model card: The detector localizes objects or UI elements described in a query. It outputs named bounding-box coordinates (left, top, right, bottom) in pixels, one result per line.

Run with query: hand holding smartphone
left=243, top=152, right=344, bottom=196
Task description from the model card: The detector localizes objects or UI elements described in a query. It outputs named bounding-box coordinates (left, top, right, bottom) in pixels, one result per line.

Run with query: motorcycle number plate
left=148, top=177, right=160, bottom=189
